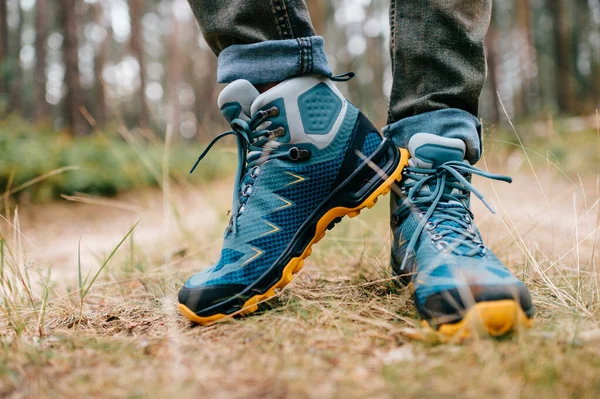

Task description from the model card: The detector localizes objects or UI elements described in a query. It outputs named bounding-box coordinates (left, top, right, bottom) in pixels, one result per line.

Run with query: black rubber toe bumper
left=415, top=283, right=534, bottom=329
left=178, top=284, right=248, bottom=316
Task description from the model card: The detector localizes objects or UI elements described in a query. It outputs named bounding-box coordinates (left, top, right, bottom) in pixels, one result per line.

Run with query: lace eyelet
left=426, top=222, right=435, bottom=231
left=437, top=241, right=450, bottom=252
left=250, top=166, right=260, bottom=178
left=242, top=185, right=252, bottom=196
left=467, top=225, right=476, bottom=234
left=288, top=147, right=310, bottom=161
left=431, top=234, right=443, bottom=241
left=239, top=205, right=246, bottom=214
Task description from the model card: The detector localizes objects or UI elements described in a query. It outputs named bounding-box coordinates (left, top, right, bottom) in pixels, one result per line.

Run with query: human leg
left=186, top=0, right=331, bottom=84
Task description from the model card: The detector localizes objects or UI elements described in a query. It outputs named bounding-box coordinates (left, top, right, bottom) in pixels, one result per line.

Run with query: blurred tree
left=129, top=0, right=148, bottom=128
left=485, top=24, right=501, bottom=123
left=191, top=44, right=218, bottom=138
left=514, top=0, right=534, bottom=118
left=168, top=10, right=181, bottom=133
left=549, top=0, right=575, bottom=114
left=305, top=0, right=325, bottom=34
left=0, top=0, right=8, bottom=101
left=573, top=0, right=599, bottom=112
left=93, top=1, right=108, bottom=126
left=35, top=0, right=49, bottom=122
left=60, top=0, right=86, bottom=135
left=0, top=0, right=598, bottom=133
left=8, top=0, right=22, bottom=112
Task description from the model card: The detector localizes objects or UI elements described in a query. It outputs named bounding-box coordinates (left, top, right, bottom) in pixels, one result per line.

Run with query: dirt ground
left=14, top=163, right=598, bottom=283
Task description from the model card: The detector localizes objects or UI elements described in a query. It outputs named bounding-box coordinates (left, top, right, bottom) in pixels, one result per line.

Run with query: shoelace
left=394, top=161, right=512, bottom=270
left=190, top=107, right=310, bottom=235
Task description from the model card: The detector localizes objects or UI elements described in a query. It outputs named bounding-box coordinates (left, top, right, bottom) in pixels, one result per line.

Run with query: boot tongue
left=408, top=133, right=466, bottom=168
left=407, top=132, right=469, bottom=205
left=217, top=79, right=260, bottom=123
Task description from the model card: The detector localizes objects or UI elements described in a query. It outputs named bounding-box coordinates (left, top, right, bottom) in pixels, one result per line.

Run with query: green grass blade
left=77, top=237, right=82, bottom=300
left=81, top=220, right=140, bottom=301
left=0, top=238, right=4, bottom=283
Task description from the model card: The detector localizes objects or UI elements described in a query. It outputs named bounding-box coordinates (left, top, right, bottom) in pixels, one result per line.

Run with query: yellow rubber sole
left=425, top=299, right=533, bottom=340
left=179, top=148, right=410, bottom=325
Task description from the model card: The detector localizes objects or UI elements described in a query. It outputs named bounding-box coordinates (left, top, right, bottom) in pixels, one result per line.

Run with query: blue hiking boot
left=179, top=75, right=408, bottom=325
left=390, top=133, right=533, bottom=338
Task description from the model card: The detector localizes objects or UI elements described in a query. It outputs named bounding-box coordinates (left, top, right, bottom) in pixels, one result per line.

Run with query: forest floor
left=1, top=139, right=600, bottom=398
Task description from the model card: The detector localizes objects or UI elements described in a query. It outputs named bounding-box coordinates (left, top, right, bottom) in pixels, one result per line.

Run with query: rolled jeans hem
left=217, top=36, right=332, bottom=84
left=383, top=109, right=482, bottom=164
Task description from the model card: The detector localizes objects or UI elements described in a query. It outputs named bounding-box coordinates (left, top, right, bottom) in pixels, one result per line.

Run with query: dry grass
left=1, top=129, right=600, bottom=398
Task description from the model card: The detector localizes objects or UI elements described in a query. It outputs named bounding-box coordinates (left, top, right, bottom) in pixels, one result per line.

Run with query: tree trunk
left=0, top=0, right=8, bottom=100
left=8, top=0, right=23, bottom=113
left=93, top=1, right=108, bottom=127
left=573, top=0, right=596, bottom=112
left=515, top=0, right=534, bottom=118
left=485, top=26, right=501, bottom=123
left=60, top=0, right=86, bottom=135
left=549, top=0, right=574, bottom=114
left=168, top=10, right=181, bottom=134
left=129, top=0, right=148, bottom=128
left=35, top=0, right=49, bottom=122
left=193, top=51, right=217, bottom=140
left=305, top=0, right=325, bottom=35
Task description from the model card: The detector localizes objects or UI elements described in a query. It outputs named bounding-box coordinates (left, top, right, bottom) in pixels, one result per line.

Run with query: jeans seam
left=308, top=38, right=314, bottom=73
left=302, top=38, right=308, bottom=74
left=296, top=38, right=303, bottom=76
left=304, top=37, right=313, bottom=74
left=271, top=0, right=294, bottom=39
left=295, top=37, right=313, bottom=76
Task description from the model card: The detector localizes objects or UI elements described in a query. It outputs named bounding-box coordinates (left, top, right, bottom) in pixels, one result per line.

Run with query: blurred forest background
left=0, top=0, right=599, bottom=199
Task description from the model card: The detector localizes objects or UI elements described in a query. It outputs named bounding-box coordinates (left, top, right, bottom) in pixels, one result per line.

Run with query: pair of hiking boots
left=177, top=76, right=533, bottom=338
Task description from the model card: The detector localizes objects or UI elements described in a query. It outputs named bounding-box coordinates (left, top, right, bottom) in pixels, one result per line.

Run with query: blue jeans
left=186, top=0, right=490, bottom=164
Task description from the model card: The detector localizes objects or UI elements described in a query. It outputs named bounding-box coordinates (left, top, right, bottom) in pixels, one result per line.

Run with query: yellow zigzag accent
left=242, top=247, right=263, bottom=266
left=261, top=221, right=280, bottom=236
left=284, top=171, right=306, bottom=186
left=274, top=195, right=293, bottom=211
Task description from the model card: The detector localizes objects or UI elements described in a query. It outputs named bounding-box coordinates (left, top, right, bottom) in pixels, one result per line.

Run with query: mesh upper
left=362, top=132, right=381, bottom=157
left=391, top=199, right=526, bottom=305
left=186, top=104, right=359, bottom=288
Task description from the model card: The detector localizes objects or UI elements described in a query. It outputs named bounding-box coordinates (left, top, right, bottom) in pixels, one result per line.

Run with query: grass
left=0, top=118, right=599, bottom=398
left=0, top=115, right=233, bottom=203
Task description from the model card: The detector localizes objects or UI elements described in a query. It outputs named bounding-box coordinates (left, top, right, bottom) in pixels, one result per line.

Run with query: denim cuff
left=217, top=36, right=332, bottom=84
left=383, top=109, right=482, bottom=164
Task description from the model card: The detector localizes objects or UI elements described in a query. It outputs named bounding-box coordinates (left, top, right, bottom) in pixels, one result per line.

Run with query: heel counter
left=332, top=111, right=382, bottom=187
